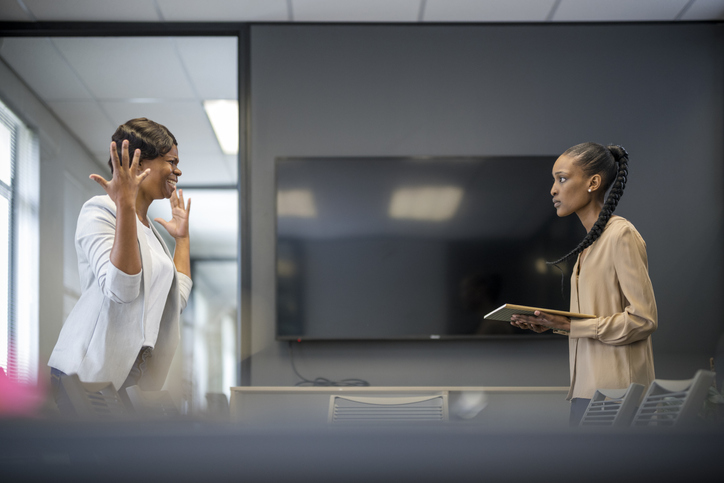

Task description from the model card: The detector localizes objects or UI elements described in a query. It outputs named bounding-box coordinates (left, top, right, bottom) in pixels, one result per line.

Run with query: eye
left=559, top=176, right=567, bottom=183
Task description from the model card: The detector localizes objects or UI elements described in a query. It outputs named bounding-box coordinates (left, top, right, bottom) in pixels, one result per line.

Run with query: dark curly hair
left=548, top=142, right=629, bottom=266
left=108, top=118, right=177, bottom=173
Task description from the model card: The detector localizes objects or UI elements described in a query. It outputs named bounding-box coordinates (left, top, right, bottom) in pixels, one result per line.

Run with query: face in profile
left=138, top=145, right=181, bottom=201
left=550, top=154, right=592, bottom=218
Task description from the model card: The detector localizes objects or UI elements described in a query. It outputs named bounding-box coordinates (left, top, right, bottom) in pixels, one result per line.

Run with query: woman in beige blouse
left=510, top=142, right=657, bottom=425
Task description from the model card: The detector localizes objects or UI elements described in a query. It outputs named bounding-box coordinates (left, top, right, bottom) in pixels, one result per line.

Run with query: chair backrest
left=328, top=394, right=448, bottom=424
left=580, top=383, right=645, bottom=428
left=205, top=392, right=231, bottom=421
left=124, top=385, right=180, bottom=419
left=60, top=373, right=128, bottom=420
left=632, top=370, right=715, bottom=427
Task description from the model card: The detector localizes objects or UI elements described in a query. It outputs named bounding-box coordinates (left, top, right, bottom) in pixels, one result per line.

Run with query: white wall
left=0, top=57, right=104, bottom=387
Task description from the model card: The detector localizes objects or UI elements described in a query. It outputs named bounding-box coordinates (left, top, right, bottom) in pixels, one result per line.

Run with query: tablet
left=483, top=304, right=596, bottom=322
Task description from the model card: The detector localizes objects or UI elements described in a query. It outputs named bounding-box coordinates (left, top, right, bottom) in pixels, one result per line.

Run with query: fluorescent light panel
left=389, top=186, right=464, bottom=221
left=203, top=100, right=239, bottom=155
left=278, top=189, right=317, bottom=218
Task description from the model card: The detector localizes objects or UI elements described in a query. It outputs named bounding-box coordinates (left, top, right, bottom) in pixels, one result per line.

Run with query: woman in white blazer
left=48, top=118, right=192, bottom=415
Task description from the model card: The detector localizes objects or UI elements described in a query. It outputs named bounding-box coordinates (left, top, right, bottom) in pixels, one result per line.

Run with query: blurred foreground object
left=0, top=368, right=44, bottom=417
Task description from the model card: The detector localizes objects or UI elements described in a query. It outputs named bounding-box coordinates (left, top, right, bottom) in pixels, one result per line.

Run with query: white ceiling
left=0, top=36, right=238, bottom=186
left=1, top=0, right=723, bottom=23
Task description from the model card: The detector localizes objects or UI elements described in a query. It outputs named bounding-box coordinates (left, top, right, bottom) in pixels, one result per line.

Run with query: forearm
left=570, top=310, right=656, bottom=345
left=173, top=236, right=191, bottom=278
left=109, top=202, right=142, bottom=275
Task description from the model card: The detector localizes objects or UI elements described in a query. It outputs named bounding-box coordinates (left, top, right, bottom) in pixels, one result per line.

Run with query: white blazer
left=48, top=195, right=193, bottom=390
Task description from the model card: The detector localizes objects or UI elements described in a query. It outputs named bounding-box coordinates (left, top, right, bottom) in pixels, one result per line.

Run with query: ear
left=133, top=159, right=144, bottom=174
left=589, top=173, right=602, bottom=192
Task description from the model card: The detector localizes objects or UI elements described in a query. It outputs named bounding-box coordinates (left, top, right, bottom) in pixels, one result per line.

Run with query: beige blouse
left=568, top=216, right=657, bottom=400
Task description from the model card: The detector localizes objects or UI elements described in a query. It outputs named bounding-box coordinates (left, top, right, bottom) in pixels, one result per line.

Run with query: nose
left=550, top=183, right=557, bottom=197
left=174, top=166, right=182, bottom=176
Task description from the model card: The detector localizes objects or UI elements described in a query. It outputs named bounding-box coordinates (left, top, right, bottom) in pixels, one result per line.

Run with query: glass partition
left=0, top=35, right=240, bottom=411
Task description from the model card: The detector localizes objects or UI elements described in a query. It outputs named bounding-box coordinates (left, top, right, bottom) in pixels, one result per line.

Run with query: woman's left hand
left=510, top=311, right=571, bottom=332
left=154, top=188, right=191, bottom=240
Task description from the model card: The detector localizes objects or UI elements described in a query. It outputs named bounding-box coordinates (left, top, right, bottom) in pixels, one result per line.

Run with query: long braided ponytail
left=547, top=142, right=629, bottom=266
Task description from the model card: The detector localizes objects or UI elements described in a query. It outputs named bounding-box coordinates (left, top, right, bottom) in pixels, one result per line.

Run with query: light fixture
left=389, top=186, right=463, bottom=221
left=203, top=100, right=239, bottom=155
left=277, top=189, right=317, bottom=218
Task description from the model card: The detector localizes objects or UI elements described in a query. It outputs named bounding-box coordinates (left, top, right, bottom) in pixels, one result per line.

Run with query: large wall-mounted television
left=275, top=156, right=584, bottom=341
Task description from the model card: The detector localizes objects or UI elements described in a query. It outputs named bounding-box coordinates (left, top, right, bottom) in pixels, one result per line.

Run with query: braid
left=547, top=144, right=629, bottom=266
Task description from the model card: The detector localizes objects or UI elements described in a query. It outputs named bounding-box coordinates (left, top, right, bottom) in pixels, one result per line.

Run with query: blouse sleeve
left=569, top=224, right=657, bottom=345
left=177, top=272, right=193, bottom=312
left=76, top=198, right=142, bottom=304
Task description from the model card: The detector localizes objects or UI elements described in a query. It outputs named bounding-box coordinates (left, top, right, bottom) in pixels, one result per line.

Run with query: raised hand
left=90, top=140, right=149, bottom=207
left=154, top=187, right=191, bottom=240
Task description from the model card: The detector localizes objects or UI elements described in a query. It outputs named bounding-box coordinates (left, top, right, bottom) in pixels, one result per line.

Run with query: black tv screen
left=276, top=156, right=584, bottom=340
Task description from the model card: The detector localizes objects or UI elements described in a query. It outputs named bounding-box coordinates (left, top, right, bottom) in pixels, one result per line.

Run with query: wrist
left=114, top=196, right=137, bottom=211
left=115, top=202, right=137, bottom=215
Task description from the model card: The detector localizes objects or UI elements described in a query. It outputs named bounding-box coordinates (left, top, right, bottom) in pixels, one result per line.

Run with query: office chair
left=632, top=369, right=715, bottom=427
left=579, top=383, right=645, bottom=428
left=328, top=394, right=448, bottom=424
left=59, top=373, right=128, bottom=420
left=205, top=392, right=231, bottom=421
left=124, top=385, right=181, bottom=419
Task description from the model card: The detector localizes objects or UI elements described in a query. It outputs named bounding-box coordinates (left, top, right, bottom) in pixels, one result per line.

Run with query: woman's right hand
left=510, top=319, right=551, bottom=333
left=90, top=140, right=150, bottom=207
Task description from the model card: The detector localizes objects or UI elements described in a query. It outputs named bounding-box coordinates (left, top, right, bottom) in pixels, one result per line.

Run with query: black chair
left=124, top=385, right=181, bottom=419
left=59, top=373, right=128, bottom=420
left=328, top=394, right=448, bottom=424
left=205, top=392, right=231, bottom=421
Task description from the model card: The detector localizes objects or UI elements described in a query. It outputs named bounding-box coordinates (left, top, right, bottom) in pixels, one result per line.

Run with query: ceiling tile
left=23, top=0, right=162, bottom=21
left=681, top=0, right=724, bottom=20
left=0, top=0, right=33, bottom=21
left=157, top=0, right=288, bottom=22
left=52, top=37, right=196, bottom=100
left=424, top=0, right=558, bottom=22
left=293, top=0, right=421, bottom=22
left=553, top=0, right=691, bottom=22
left=46, top=100, right=116, bottom=156
left=174, top=37, right=238, bottom=100
left=0, top=38, right=93, bottom=101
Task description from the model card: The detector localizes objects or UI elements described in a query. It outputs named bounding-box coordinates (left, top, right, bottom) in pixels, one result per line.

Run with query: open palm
left=155, top=188, right=191, bottom=239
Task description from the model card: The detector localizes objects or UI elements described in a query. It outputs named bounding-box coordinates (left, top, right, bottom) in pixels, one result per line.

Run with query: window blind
left=0, top=99, right=39, bottom=384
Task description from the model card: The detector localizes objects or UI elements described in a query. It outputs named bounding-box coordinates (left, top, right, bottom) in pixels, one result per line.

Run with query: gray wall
left=249, top=23, right=724, bottom=386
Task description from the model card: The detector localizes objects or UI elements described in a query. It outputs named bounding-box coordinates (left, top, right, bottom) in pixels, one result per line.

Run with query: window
left=0, top=99, right=39, bottom=383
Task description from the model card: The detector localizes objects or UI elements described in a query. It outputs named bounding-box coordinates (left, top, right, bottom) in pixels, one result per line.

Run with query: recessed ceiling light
left=203, top=100, right=238, bottom=155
